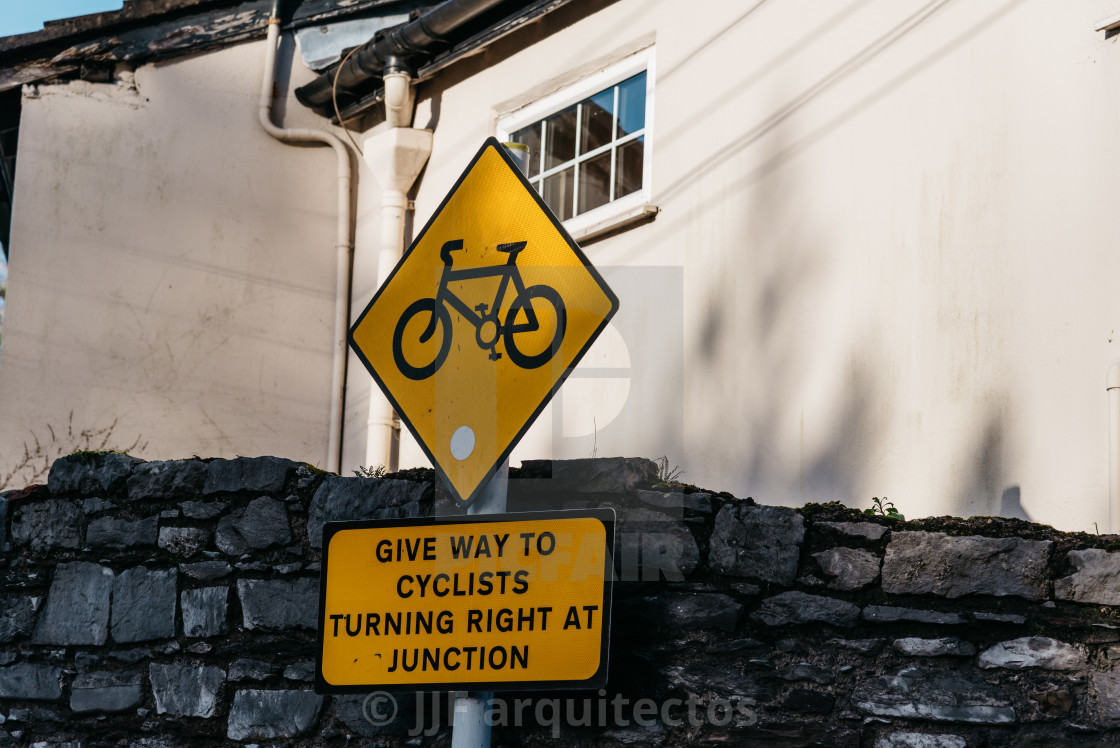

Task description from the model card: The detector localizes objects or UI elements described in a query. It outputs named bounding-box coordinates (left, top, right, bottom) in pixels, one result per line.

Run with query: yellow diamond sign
left=349, top=137, right=619, bottom=505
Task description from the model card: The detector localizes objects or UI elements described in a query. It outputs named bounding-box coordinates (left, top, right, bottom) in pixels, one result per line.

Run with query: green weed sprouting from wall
left=864, top=496, right=905, bottom=521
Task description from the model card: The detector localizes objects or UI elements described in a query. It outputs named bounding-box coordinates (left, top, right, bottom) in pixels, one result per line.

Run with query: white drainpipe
left=258, top=10, right=353, bottom=474
left=1108, top=361, right=1120, bottom=532
left=363, top=59, right=433, bottom=471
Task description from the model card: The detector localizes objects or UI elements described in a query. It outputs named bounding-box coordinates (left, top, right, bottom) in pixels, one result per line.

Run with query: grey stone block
left=85, top=516, right=158, bottom=548
left=181, top=587, right=228, bottom=638
left=149, top=662, right=224, bottom=718
left=179, top=560, right=232, bottom=581
left=863, top=606, right=965, bottom=625
left=828, top=638, right=887, bottom=655
left=215, top=513, right=248, bottom=556
left=813, top=547, right=881, bottom=590
left=283, top=661, right=315, bottom=682
left=70, top=671, right=143, bottom=713
left=126, top=459, right=208, bottom=501
left=775, top=662, right=835, bottom=684
left=334, top=693, right=417, bottom=737
left=978, top=637, right=1085, bottom=670
left=1093, top=670, right=1120, bottom=721
left=0, top=663, right=63, bottom=702
left=232, top=497, right=290, bottom=550
left=203, top=456, right=300, bottom=495
left=876, top=734, right=967, bottom=748
left=308, top=476, right=432, bottom=548
left=10, top=500, right=80, bottom=551
left=112, top=567, right=177, bottom=642
left=892, top=638, right=977, bottom=657
left=716, top=637, right=769, bottom=656
left=33, top=562, right=113, bottom=645
left=644, top=593, right=742, bottom=631
left=972, top=612, right=1027, bottom=624
left=658, top=663, right=775, bottom=699
left=817, top=521, right=889, bottom=541
left=4, top=705, right=64, bottom=723
left=214, top=497, right=291, bottom=556
left=108, top=648, right=151, bottom=664
left=227, top=689, right=324, bottom=740
left=237, top=578, right=317, bottom=630
left=517, top=457, right=659, bottom=494
left=179, top=501, right=227, bottom=519
left=1055, top=549, right=1120, bottom=605
left=229, top=658, right=278, bottom=681
left=158, top=526, right=210, bottom=557
left=750, top=591, right=859, bottom=628
left=852, top=667, right=1016, bottom=723
left=709, top=502, right=805, bottom=585
left=881, top=531, right=1050, bottom=600
left=81, top=497, right=114, bottom=514
left=48, top=452, right=141, bottom=496
left=0, top=597, right=38, bottom=643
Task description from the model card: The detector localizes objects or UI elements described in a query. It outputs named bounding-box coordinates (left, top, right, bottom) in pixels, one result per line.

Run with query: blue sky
left=0, top=1, right=124, bottom=38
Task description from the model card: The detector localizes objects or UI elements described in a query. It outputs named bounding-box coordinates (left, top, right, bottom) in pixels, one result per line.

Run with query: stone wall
left=3, top=454, right=1120, bottom=746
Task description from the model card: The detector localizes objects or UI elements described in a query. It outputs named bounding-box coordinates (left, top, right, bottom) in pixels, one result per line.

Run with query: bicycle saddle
left=496, top=241, right=527, bottom=256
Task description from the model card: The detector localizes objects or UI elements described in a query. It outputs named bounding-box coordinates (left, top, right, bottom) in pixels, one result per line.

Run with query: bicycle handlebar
left=439, top=239, right=464, bottom=265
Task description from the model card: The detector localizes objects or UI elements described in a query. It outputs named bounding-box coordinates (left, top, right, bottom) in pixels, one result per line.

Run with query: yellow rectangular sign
left=315, top=509, right=615, bottom=692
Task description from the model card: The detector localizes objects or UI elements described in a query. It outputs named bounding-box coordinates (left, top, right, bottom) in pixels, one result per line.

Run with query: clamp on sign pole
left=450, top=140, right=527, bottom=748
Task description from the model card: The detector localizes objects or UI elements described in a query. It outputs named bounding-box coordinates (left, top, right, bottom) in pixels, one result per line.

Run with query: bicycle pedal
left=475, top=303, right=488, bottom=313
left=488, top=352, right=502, bottom=361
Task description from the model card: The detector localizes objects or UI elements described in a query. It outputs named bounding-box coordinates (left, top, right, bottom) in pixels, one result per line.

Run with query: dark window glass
left=617, top=73, right=646, bottom=138
left=544, top=106, right=576, bottom=170
left=0, top=88, right=19, bottom=259
left=615, top=136, right=644, bottom=199
left=578, top=151, right=611, bottom=214
left=512, top=68, right=647, bottom=221
left=580, top=89, right=614, bottom=155
left=511, top=124, right=542, bottom=178
left=542, top=167, right=574, bottom=221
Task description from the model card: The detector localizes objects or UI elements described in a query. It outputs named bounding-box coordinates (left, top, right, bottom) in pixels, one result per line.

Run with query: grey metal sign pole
left=450, top=141, right=528, bottom=748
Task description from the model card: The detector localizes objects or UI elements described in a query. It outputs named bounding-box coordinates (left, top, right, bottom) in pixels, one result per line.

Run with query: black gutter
left=326, top=0, right=573, bottom=124
left=294, top=0, right=509, bottom=114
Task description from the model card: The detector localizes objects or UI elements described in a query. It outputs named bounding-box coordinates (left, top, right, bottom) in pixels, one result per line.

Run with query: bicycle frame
left=430, top=241, right=539, bottom=336
left=392, top=239, right=567, bottom=379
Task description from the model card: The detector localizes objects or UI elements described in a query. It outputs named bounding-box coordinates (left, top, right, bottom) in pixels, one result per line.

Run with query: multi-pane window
left=510, top=72, right=647, bottom=222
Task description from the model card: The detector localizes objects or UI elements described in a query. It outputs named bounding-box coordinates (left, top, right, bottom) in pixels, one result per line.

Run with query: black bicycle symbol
left=392, top=239, right=567, bottom=380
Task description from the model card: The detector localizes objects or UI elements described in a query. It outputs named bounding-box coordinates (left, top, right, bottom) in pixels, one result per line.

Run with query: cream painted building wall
left=351, top=0, right=1120, bottom=532
left=0, top=39, right=344, bottom=482
left=3, top=0, right=1119, bottom=533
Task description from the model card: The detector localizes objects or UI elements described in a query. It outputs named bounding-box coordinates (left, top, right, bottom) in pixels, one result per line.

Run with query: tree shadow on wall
left=663, top=0, right=1028, bottom=516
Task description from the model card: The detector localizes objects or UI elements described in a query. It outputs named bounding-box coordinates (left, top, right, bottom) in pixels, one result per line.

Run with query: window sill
left=1097, top=12, right=1120, bottom=32
left=564, top=202, right=659, bottom=244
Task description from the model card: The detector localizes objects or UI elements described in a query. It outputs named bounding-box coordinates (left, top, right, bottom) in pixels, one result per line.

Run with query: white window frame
left=497, top=48, right=656, bottom=243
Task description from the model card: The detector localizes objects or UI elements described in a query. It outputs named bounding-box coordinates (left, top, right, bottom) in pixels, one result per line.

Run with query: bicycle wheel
left=503, top=285, right=566, bottom=369
left=393, top=298, right=452, bottom=380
